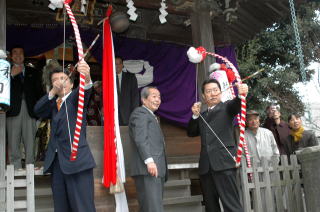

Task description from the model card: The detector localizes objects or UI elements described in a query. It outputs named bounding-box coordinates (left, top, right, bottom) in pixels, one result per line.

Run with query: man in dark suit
left=34, top=61, right=96, bottom=212
left=6, top=46, right=44, bottom=169
left=128, top=86, right=167, bottom=212
left=115, top=57, right=139, bottom=126
left=187, top=79, right=248, bottom=212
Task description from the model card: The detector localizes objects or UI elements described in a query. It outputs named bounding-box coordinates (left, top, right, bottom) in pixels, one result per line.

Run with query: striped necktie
left=56, top=98, right=63, bottom=111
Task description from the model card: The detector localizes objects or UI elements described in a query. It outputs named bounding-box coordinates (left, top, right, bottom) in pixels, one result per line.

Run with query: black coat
left=285, top=130, right=318, bottom=156
left=187, top=97, right=241, bottom=174
left=118, top=72, right=139, bottom=126
left=6, top=66, right=44, bottom=118
left=33, top=87, right=96, bottom=174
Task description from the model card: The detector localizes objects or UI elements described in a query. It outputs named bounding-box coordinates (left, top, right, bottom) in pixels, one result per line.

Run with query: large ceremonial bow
left=187, top=47, right=251, bottom=169
left=49, top=0, right=86, bottom=161
left=64, top=0, right=86, bottom=161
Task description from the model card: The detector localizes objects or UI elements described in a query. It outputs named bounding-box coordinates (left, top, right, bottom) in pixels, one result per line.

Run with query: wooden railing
left=240, top=155, right=306, bottom=212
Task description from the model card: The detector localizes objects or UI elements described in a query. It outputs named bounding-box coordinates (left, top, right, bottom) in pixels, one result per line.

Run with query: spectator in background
left=245, top=110, right=279, bottom=164
left=285, top=114, right=318, bottom=156
left=87, top=81, right=103, bottom=126
left=263, top=105, right=290, bottom=155
left=6, top=46, right=44, bottom=169
left=263, top=104, right=278, bottom=127
left=245, top=110, right=280, bottom=212
left=115, top=56, right=139, bottom=126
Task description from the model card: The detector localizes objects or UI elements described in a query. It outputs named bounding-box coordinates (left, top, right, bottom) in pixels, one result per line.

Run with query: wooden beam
left=191, top=10, right=215, bottom=100
left=233, top=19, right=259, bottom=38
left=227, top=27, right=249, bottom=43
left=237, top=6, right=268, bottom=27
left=265, top=2, right=286, bottom=17
left=276, top=1, right=291, bottom=13
left=228, top=24, right=252, bottom=41
left=249, top=1, right=287, bottom=23
left=0, top=0, right=6, bottom=206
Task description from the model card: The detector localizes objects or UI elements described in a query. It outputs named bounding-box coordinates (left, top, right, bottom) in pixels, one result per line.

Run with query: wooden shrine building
left=0, top=0, right=307, bottom=211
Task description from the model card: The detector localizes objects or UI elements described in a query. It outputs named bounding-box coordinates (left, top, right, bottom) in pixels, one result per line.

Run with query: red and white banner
left=102, top=5, right=128, bottom=212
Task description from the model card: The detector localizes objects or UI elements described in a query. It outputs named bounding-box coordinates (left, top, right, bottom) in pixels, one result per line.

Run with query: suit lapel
left=206, top=102, right=222, bottom=120
left=142, top=106, right=163, bottom=134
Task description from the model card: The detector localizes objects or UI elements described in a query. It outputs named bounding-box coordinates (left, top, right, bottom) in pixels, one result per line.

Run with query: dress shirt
left=117, top=71, right=123, bottom=91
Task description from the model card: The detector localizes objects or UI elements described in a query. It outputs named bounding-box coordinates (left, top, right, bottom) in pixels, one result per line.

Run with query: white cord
left=194, top=60, right=235, bottom=162
left=62, top=7, right=73, bottom=151
left=199, top=113, right=236, bottom=162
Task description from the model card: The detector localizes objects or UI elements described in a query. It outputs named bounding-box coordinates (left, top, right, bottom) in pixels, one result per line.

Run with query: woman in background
left=285, top=113, right=318, bottom=156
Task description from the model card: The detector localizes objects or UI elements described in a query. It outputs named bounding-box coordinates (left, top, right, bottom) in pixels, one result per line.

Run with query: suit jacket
left=33, top=87, right=96, bottom=174
left=285, top=130, right=318, bottom=156
left=118, top=72, right=139, bottom=126
left=187, top=98, right=241, bottom=174
left=128, top=106, right=167, bottom=178
left=7, top=66, right=44, bottom=118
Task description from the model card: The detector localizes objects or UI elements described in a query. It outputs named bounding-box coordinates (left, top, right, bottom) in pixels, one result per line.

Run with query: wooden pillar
left=0, top=0, right=6, bottom=206
left=297, top=147, right=320, bottom=212
left=191, top=9, right=215, bottom=99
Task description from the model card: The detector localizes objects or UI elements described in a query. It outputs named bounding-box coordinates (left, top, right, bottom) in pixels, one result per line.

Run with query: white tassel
left=48, top=0, right=64, bottom=10
left=187, top=47, right=203, bottom=63
left=209, top=63, right=221, bottom=72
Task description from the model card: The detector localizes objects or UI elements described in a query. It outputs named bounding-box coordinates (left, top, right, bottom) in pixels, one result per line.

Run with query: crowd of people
left=2, top=47, right=319, bottom=211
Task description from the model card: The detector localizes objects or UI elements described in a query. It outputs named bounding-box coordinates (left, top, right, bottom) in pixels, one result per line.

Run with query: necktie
left=116, top=75, right=120, bottom=99
left=155, top=115, right=159, bottom=123
left=57, top=98, right=63, bottom=111
left=19, top=73, right=24, bottom=83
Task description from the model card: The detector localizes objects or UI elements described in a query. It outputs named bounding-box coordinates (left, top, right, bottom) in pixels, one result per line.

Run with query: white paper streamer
left=159, top=0, right=168, bottom=24
left=48, top=0, right=64, bottom=10
left=126, top=0, right=138, bottom=21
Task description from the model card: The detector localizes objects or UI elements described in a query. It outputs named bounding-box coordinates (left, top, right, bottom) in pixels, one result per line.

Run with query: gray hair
left=141, top=86, right=158, bottom=100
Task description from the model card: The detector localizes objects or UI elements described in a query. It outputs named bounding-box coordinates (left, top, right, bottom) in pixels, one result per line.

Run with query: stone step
left=128, top=195, right=203, bottom=212
left=164, top=179, right=191, bottom=198
left=164, top=196, right=203, bottom=212
left=32, top=195, right=203, bottom=212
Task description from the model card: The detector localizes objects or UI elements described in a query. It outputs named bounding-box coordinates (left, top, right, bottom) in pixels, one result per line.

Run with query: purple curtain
left=7, top=25, right=73, bottom=56
left=6, top=25, right=238, bottom=126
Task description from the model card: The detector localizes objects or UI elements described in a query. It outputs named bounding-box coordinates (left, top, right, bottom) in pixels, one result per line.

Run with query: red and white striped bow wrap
left=187, top=46, right=251, bottom=169
left=63, top=0, right=86, bottom=161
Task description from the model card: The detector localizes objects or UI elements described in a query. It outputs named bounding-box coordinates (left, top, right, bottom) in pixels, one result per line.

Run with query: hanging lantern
left=110, top=11, right=130, bottom=33
left=0, top=49, right=11, bottom=112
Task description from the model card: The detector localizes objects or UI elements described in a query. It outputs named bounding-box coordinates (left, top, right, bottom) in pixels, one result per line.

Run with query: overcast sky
left=294, top=62, right=320, bottom=104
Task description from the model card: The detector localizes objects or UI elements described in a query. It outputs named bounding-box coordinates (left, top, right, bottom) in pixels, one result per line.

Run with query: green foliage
left=236, top=2, right=320, bottom=121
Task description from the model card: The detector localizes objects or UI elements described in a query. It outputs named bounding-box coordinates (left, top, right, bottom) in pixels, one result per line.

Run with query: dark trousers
left=133, top=175, right=165, bottom=212
left=51, top=156, right=96, bottom=212
left=200, top=168, right=243, bottom=212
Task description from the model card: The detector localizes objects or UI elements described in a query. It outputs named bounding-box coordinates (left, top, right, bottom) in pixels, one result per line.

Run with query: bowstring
left=199, top=114, right=236, bottom=162
left=62, top=7, right=73, bottom=150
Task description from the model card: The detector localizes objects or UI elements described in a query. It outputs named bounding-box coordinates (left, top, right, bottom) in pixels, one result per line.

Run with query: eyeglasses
left=205, top=89, right=221, bottom=94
